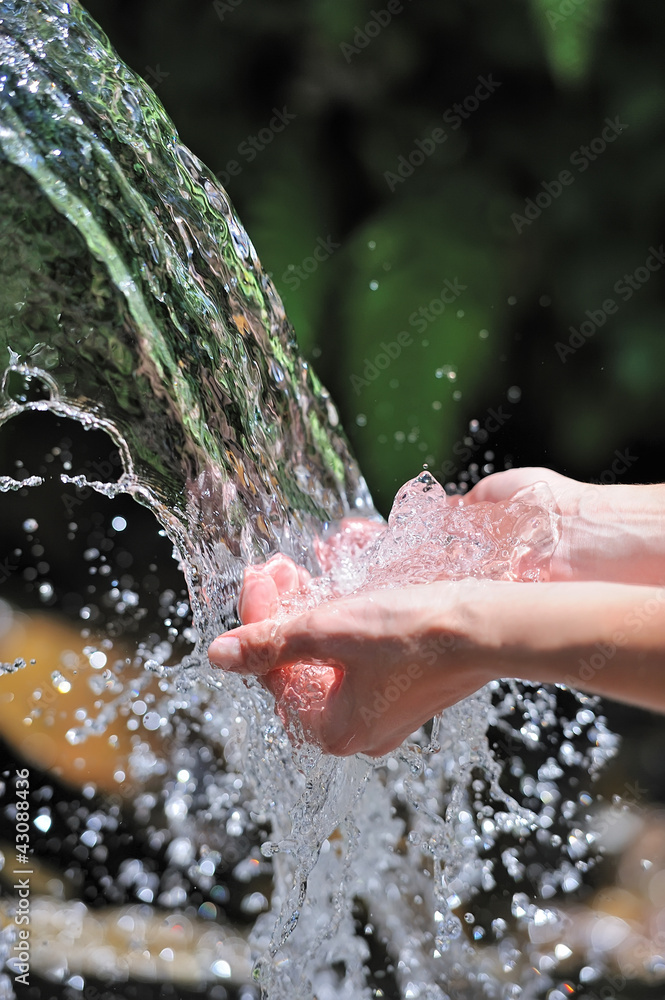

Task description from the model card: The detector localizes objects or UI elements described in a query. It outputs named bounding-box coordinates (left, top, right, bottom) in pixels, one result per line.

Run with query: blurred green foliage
left=84, top=0, right=665, bottom=513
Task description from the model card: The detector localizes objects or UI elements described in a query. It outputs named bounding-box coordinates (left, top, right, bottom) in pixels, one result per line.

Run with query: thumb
left=208, top=611, right=330, bottom=676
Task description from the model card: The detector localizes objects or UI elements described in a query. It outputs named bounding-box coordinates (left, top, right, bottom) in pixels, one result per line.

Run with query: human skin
left=464, top=467, right=665, bottom=585
left=208, top=470, right=665, bottom=756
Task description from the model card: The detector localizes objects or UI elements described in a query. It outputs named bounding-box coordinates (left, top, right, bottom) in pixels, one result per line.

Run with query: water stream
left=0, top=3, right=621, bottom=998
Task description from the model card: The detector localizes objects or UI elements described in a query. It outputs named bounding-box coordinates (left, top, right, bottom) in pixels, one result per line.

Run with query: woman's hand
left=462, top=467, right=583, bottom=581
left=211, top=571, right=665, bottom=755
left=212, top=565, right=500, bottom=756
left=464, top=468, right=665, bottom=586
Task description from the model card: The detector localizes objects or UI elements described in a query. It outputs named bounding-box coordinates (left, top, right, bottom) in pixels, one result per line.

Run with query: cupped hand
left=462, top=466, right=579, bottom=509
left=210, top=574, right=498, bottom=757
left=462, top=467, right=583, bottom=580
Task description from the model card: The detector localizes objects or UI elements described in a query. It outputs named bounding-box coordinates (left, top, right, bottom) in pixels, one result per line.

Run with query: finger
left=263, top=553, right=303, bottom=596
left=208, top=613, right=331, bottom=676
left=461, top=469, right=525, bottom=505
left=238, top=569, right=279, bottom=624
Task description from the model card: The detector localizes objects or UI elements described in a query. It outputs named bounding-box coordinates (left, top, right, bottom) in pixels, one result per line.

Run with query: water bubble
left=241, top=892, right=268, bottom=915
left=112, top=516, right=127, bottom=531
left=22, top=518, right=38, bottom=533
left=212, top=960, right=232, bottom=979
left=51, top=672, right=71, bottom=694
left=369, top=280, right=379, bottom=291
left=143, top=711, right=163, bottom=730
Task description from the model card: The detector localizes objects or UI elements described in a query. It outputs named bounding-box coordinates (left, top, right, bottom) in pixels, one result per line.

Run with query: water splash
left=0, top=3, right=621, bottom=999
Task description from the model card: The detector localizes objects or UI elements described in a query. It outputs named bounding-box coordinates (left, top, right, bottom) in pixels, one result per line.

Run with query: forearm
left=555, top=484, right=665, bottom=585
left=469, top=580, right=665, bottom=711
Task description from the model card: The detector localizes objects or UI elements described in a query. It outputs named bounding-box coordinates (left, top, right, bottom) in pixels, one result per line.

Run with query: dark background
left=83, top=0, right=665, bottom=515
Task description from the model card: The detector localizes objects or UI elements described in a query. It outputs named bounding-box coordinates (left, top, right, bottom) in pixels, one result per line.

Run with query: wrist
left=547, top=480, right=586, bottom=581
left=553, top=483, right=665, bottom=585
left=441, top=578, right=515, bottom=681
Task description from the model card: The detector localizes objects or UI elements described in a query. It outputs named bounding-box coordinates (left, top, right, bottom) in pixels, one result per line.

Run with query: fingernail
left=208, top=635, right=242, bottom=665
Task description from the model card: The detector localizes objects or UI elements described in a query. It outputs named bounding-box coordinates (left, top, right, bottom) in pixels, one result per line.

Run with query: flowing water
left=0, top=3, right=622, bottom=998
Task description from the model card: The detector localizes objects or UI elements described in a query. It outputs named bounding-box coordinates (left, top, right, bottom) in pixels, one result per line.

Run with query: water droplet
left=51, top=672, right=71, bottom=694
left=212, top=959, right=232, bottom=979
left=143, top=711, right=163, bottom=730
